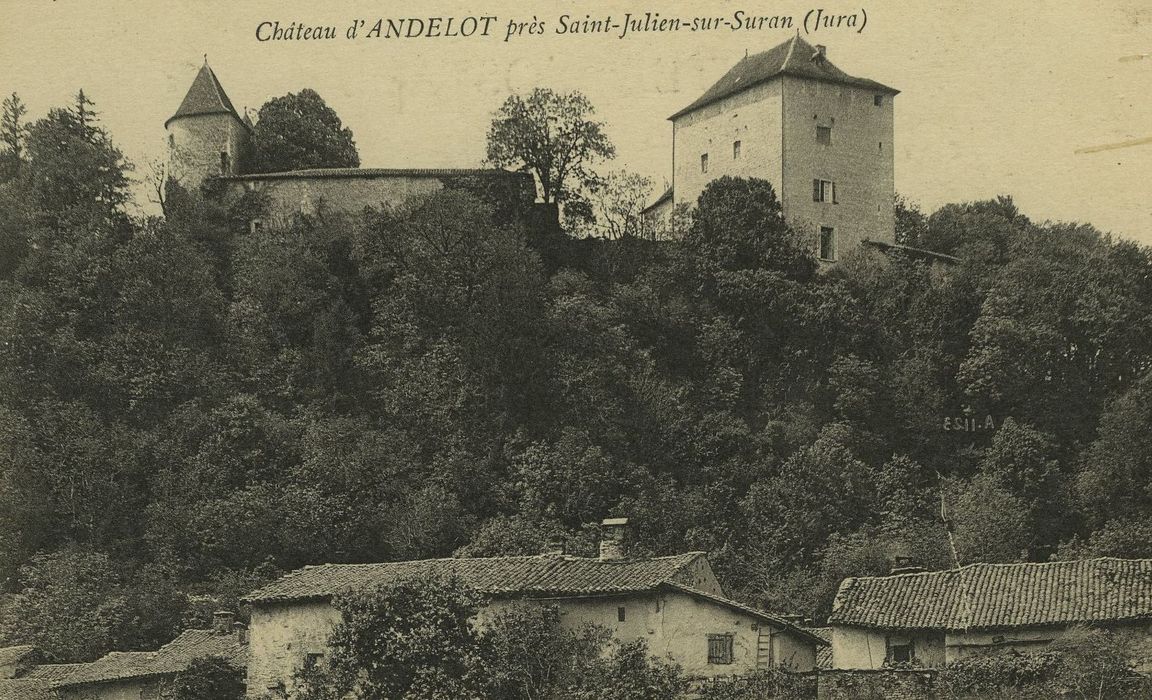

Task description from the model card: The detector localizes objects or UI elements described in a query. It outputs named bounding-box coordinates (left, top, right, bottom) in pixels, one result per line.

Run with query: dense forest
left=2, top=88, right=1152, bottom=665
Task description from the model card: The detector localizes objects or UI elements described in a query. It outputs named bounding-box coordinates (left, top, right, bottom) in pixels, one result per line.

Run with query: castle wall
left=672, top=81, right=784, bottom=212
left=167, top=114, right=250, bottom=192
left=779, top=76, right=895, bottom=260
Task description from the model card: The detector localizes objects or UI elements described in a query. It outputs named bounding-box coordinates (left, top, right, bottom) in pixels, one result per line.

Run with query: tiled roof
left=244, top=553, right=707, bottom=604
left=166, top=63, right=244, bottom=128
left=223, top=167, right=526, bottom=181
left=831, top=558, right=1152, bottom=632
left=662, top=582, right=828, bottom=646
left=804, top=628, right=833, bottom=668
left=670, top=35, right=898, bottom=120
left=25, top=629, right=246, bottom=688
left=642, top=186, right=674, bottom=215
left=0, top=678, right=53, bottom=700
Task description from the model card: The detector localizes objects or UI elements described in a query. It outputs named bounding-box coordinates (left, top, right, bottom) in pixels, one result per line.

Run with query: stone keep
left=165, top=61, right=251, bottom=191
left=659, top=36, right=898, bottom=261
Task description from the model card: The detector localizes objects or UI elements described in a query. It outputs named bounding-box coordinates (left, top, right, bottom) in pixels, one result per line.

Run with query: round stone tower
left=165, top=60, right=251, bottom=191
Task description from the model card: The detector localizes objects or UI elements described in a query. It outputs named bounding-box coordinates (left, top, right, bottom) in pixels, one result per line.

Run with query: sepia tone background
left=0, top=0, right=1149, bottom=241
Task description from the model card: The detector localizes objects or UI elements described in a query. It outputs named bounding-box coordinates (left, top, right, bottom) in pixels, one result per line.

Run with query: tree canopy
left=249, top=88, right=359, bottom=173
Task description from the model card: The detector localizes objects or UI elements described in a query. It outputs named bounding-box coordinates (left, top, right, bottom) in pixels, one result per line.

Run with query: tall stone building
left=647, top=36, right=899, bottom=261
left=165, top=61, right=537, bottom=227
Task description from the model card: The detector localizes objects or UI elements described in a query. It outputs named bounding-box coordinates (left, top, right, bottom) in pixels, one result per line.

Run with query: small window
left=168, top=134, right=175, bottom=148
left=874, top=94, right=884, bottom=107
left=732, top=140, right=741, bottom=159
left=701, top=153, right=709, bottom=173
left=887, top=639, right=913, bottom=664
left=250, top=219, right=264, bottom=234
left=879, top=141, right=883, bottom=152
left=617, top=607, right=626, bottom=622
left=219, top=150, right=230, bottom=175
left=812, top=179, right=837, bottom=204
left=816, top=126, right=832, bottom=145
left=707, top=634, right=734, bottom=664
left=819, top=226, right=836, bottom=261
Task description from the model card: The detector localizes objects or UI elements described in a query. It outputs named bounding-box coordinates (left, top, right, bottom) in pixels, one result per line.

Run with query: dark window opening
left=617, top=607, right=626, bottom=622
left=219, top=150, right=230, bottom=175
left=812, top=179, right=837, bottom=204
left=707, top=634, right=734, bottom=664
left=819, top=226, right=836, bottom=261
left=874, top=94, right=884, bottom=107
left=816, top=126, right=832, bottom=145
left=701, top=153, right=709, bottom=173
left=888, top=642, right=913, bottom=664
left=304, top=652, right=325, bottom=670
left=733, top=140, right=741, bottom=159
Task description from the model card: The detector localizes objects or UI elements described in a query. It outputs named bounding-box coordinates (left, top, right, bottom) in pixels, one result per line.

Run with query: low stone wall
left=816, top=669, right=936, bottom=700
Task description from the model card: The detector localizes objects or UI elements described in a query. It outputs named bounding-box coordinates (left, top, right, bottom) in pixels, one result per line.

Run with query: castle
left=645, top=35, right=898, bottom=260
left=165, top=62, right=537, bottom=230
left=168, top=36, right=898, bottom=259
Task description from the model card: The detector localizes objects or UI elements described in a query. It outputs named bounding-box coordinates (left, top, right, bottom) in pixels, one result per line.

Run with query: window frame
left=812, top=179, right=837, bottom=204
left=701, top=153, right=709, bottom=173
left=732, top=140, right=742, bottom=159
left=617, top=606, right=626, bottom=622
left=706, top=633, right=734, bottom=665
left=819, top=225, right=837, bottom=262
left=816, top=125, right=832, bottom=145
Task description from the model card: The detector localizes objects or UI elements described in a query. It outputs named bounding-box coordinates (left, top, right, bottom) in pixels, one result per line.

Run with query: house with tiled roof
left=166, top=61, right=538, bottom=231
left=829, top=558, right=1152, bottom=669
left=19, top=613, right=247, bottom=699
left=241, top=518, right=825, bottom=697
left=645, top=35, right=898, bottom=261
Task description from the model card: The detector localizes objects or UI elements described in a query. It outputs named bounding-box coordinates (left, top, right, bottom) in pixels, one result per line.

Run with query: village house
left=828, top=557, right=1152, bottom=670
left=14, top=612, right=247, bottom=700
left=240, top=518, right=826, bottom=697
left=645, top=35, right=898, bottom=261
left=166, top=62, right=540, bottom=230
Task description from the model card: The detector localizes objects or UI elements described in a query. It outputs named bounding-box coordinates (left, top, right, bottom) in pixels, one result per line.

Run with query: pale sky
left=1, top=0, right=1150, bottom=242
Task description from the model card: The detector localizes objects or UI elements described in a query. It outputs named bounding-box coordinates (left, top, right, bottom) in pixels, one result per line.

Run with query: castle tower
left=656, top=36, right=898, bottom=261
left=165, top=60, right=251, bottom=191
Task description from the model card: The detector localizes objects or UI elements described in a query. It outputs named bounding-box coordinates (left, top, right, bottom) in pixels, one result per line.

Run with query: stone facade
left=168, top=112, right=250, bottom=192
left=655, top=36, right=898, bottom=260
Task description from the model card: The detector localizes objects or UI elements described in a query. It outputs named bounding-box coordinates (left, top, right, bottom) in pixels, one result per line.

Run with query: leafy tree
left=579, top=169, right=653, bottom=239
left=249, top=88, right=359, bottom=173
left=944, top=474, right=1031, bottom=564
left=167, top=656, right=246, bottom=700
left=0, top=92, right=27, bottom=181
left=486, top=87, right=615, bottom=205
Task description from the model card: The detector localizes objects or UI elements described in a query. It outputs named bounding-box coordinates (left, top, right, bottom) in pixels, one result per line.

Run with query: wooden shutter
left=813, top=179, right=821, bottom=201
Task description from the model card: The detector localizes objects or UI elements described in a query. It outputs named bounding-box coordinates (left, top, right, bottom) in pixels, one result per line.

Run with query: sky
left=1, top=0, right=1150, bottom=242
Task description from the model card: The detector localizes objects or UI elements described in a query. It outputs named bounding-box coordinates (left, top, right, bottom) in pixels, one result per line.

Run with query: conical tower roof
left=165, top=62, right=246, bottom=129
left=670, top=35, right=898, bottom=120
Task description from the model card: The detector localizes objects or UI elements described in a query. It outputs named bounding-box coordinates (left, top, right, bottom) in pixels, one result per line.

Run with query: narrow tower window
left=617, top=607, right=626, bottom=622
left=819, top=226, right=837, bottom=261
left=874, top=94, right=884, bottom=107
left=816, top=126, right=832, bottom=145
left=701, top=153, right=709, bottom=173
left=219, top=151, right=230, bottom=175
left=732, top=140, right=741, bottom=159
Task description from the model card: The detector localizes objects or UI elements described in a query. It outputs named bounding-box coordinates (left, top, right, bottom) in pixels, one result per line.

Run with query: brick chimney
left=212, top=610, right=235, bottom=636
left=814, top=44, right=827, bottom=61
left=599, top=518, right=628, bottom=561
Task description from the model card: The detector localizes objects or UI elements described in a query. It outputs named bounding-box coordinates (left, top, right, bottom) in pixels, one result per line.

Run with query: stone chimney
left=544, top=534, right=566, bottom=557
left=212, top=610, right=235, bottom=636
left=599, top=518, right=628, bottom=561
left=890, top=555, right=927, bottom=576
left=814, top=44, right=827, bottom=60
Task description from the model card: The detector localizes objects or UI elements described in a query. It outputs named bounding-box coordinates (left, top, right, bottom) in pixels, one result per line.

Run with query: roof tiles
left=167, top=63, right=243, bottom=127
left=244, top=553, right=706, bottom=604
left=831, top=558, right=1152, bottom=632
left=670, top=35, right=898, bottom=120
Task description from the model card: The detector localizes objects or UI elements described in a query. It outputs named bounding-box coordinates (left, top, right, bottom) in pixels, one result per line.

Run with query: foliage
left=0, top=92, right=27, bottom=181
left=698, top=670, right=815, bottom=700
left=167, top=656, right=246, bottom=700
left=250, top=89, right=359, bottom=173
left=486, top=87, right=615, bottom=204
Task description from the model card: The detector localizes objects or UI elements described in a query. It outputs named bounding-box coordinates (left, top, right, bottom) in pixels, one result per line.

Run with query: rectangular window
left=886, top=638, right=914, bottom=664
left=249, top=219, right=263, bottom=234
left=219, top=150, right=230, bottom=175
left=617, top=607, right=626, bottom=622
left=732, top=140, right=741, bottom=159
left=812, top=179, right=837, bottom=203
left=701, top=153, right=709, bottom=173
left=816, top=126, right=832, bottom=145
left=819, top=226, right=836, bottom=261
left=707, top=634, right=734, bottom=664
left=874, top=94, right=884, bottom=107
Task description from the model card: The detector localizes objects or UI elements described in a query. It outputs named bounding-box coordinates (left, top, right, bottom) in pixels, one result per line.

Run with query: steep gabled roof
left=166, top=62, right=245, bottom=128
left=670, top=35, right=898, bottom=120
left=243, top=553, right=708, bottom=604
left=831, top=558, right=1152, bottom=632
left=24, top=629, right=246, bottom=689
